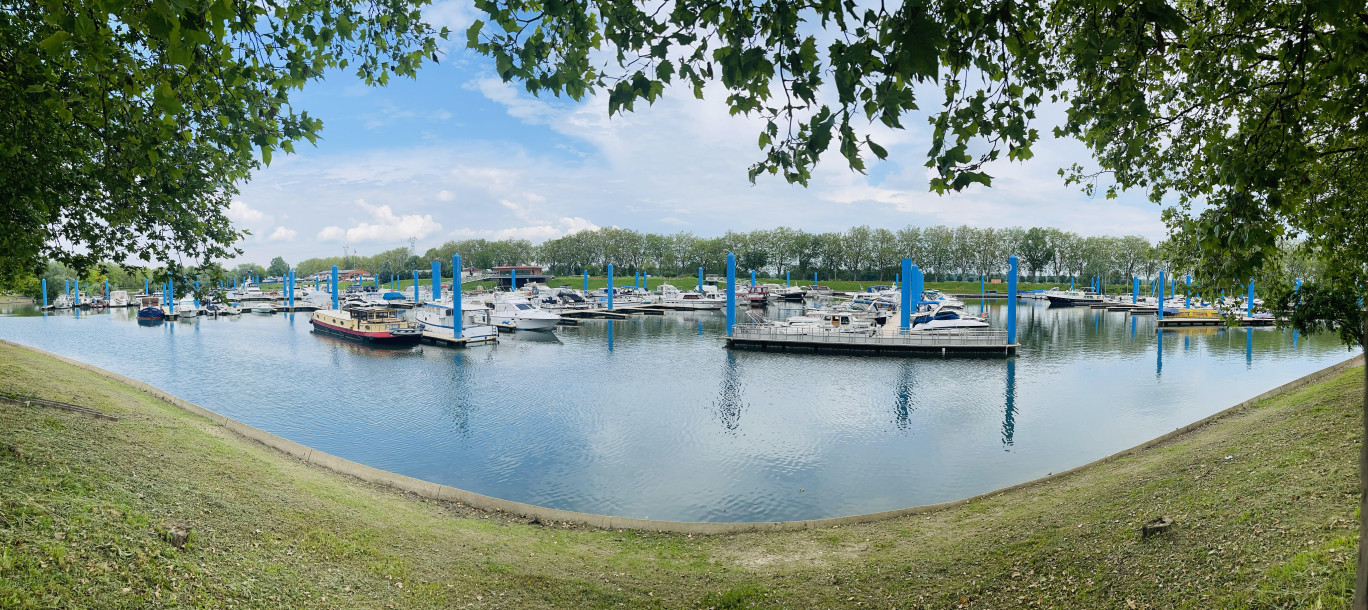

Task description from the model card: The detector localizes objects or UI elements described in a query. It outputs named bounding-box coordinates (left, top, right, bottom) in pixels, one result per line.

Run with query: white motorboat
left=656, top=284, right=725, bottom=310
left=910, top=302, right=990, bottom=331
left=51, top=293, right=74, bottom=309
left=778, top=285, right=807, bottom=302
left=109, top=290, right=130, bottom=307
left=489, top=297, right=561, bottom=331
left=771, top=310, right=878, bottom=335
left=415, top=301, right=499, bottom=343
left=176, top=296, right=199, bottom=318
left=228, top=283, right=270, bottom=302
left=250, top=304, right=276, bottom=314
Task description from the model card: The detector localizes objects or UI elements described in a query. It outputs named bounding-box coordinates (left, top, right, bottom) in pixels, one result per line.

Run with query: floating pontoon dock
left=726, top=324, right=1016, bottom=356
left=1156, top=317, right=1278, bottom=328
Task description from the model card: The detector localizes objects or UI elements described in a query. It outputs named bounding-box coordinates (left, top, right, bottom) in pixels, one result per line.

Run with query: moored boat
left=490, top=297, right=561, bottom=331
left=415, top=300, right=499, bottom=343
left=1045, top=290, right=1105, bottom=306
left=136, top=296, right=165, bottom=324
left=309, top=307, right=422, bottom=345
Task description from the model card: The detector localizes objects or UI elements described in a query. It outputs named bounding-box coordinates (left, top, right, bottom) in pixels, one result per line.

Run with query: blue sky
left=227, top=2, right=1170, bottom=266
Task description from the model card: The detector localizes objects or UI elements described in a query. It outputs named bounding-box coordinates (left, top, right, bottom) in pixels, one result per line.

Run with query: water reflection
left=0, top=302, right=1358, bottom=523
left=893, top=360, right=915, bottom=432
left=1156, top=330, right=1164, bottom=379
left=712, top=351, right=746, bottom=432
left=1002, top=359, right=1017, bottom=448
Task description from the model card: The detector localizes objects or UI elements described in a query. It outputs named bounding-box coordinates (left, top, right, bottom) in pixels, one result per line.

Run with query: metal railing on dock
left=727, top=324, right=1015, bottom=356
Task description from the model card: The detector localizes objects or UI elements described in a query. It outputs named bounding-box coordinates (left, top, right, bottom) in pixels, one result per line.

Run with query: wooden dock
left=418, top=329, right=497, bottom=347
left=726, top=324, right=1016, bottom=356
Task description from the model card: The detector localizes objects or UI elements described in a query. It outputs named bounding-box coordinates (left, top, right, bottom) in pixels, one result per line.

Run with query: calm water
left=0, top=301, right=1357, bottom=522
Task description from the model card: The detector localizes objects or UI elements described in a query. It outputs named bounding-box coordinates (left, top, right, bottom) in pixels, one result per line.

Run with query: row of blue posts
left=719, top=253, right=1020, bottom=348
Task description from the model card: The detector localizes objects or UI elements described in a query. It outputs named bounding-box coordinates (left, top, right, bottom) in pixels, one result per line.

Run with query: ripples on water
left=0, top=300, right=1356, bottom=522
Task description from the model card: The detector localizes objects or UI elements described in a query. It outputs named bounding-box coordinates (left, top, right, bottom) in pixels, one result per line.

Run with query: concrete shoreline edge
left=3, top=338, right=1361, bottom=535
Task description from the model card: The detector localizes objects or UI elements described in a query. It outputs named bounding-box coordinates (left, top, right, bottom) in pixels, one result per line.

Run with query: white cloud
left=317, top=199, right=443, bottom=243
left=451, top=217, right=599, bottom=241
left=227, top=200, right=266, bottom=224
left=468, top=77, right=557, bottom=124
left=229, top=73, right=1171, bottom=265
left=266, top=226, right=298, bottom=241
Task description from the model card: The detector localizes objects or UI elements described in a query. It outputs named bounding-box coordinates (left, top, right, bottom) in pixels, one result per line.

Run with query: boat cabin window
left=515, top=303, right=532, bottom=310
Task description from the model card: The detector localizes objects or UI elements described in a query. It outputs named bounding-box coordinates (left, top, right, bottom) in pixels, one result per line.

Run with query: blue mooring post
left=74, top=279, right=79, bottom=306
left=192, top=281, right=199, bottom=308
left=104, top=279, right=109, bottom=305
left=699, top=267, right=704, bottom=292
left=1157, top=270, right=1166, bottom=320
left=1247, top=279, right=1254, bottom=319
left=511, top=268, right=517, bottom=292
left=1070, top=277, right=1074, bottom=291
left=726, top=253, right=736, bottom=336
left=144, top=278, right=149, bottom=296
left=1185, top=275, right=1191, bottom=308
left=900, top=259, right=913, bottom=332
left=814, top=272, right=818, bottom=286
left=432, top=261, right=442, bottom=301
left=453, top=254, right=463, bottom=339
left=1008, top=255, right=1019, bottom=346
left=910, top=264, right=924, bottom=319
left=750, top=269, right=756, bottom=287
left=331, top=265, right=339, bottom=310
left=412, top=270, right=419, bottom=302
left=168, top=278, right=174, bottom=314
left=41, top=279, right=47, bottom=308
left=607, top=264, right=614, bottom=310
left=314, top=277, right=319, bottom=291
left=1132, top=276, right=1138, bottom=304
left=583, top=270, right=588, bottom=292
left=786, top=271, right=790, bottom=287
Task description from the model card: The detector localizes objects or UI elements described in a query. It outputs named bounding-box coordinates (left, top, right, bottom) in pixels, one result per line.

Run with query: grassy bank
left=0, top=342, right=1360, bottom=608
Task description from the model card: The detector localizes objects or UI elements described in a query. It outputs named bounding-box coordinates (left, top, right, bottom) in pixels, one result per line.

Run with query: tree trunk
left=1358, top=308, right=1368, bottom=610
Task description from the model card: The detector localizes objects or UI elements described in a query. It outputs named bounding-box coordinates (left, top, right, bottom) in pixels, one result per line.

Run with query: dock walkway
left=726, top=324, right=1016, bottom=356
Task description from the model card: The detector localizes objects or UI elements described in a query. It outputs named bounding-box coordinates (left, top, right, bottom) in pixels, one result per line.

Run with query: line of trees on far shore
left=17, top=224, right=1320, bottom=300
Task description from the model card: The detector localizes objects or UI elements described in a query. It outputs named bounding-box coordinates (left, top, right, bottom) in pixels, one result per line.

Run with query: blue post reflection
left=1294, top=329, right=1299, bottom=348
left=713, top=351, right=745, bottom=431
left=1131, top=315, right=1136, bottom=339
left=893, top=361, right=915, bottom=431
left=1156, top=330, right=1164, bottom=379
left=607, top=320, right=614, bottom=352
left=1002, top=359, right=1017, bottom=448
left=1246, top=328, right=1253, bottom=366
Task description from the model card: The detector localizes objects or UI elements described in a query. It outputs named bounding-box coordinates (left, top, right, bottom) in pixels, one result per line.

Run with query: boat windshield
left=515, top=304, right=532, bottom=310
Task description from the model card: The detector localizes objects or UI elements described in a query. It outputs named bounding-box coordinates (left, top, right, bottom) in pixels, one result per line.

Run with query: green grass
left=0, top=342, right=1361, bottom=608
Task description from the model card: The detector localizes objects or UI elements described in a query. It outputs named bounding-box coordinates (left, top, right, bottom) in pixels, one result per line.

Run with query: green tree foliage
left=0, top=0, right=447, bottom=281
left=266, top=257, right=290, bottom=278
left=466, top=0, right=1056, bottom=189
